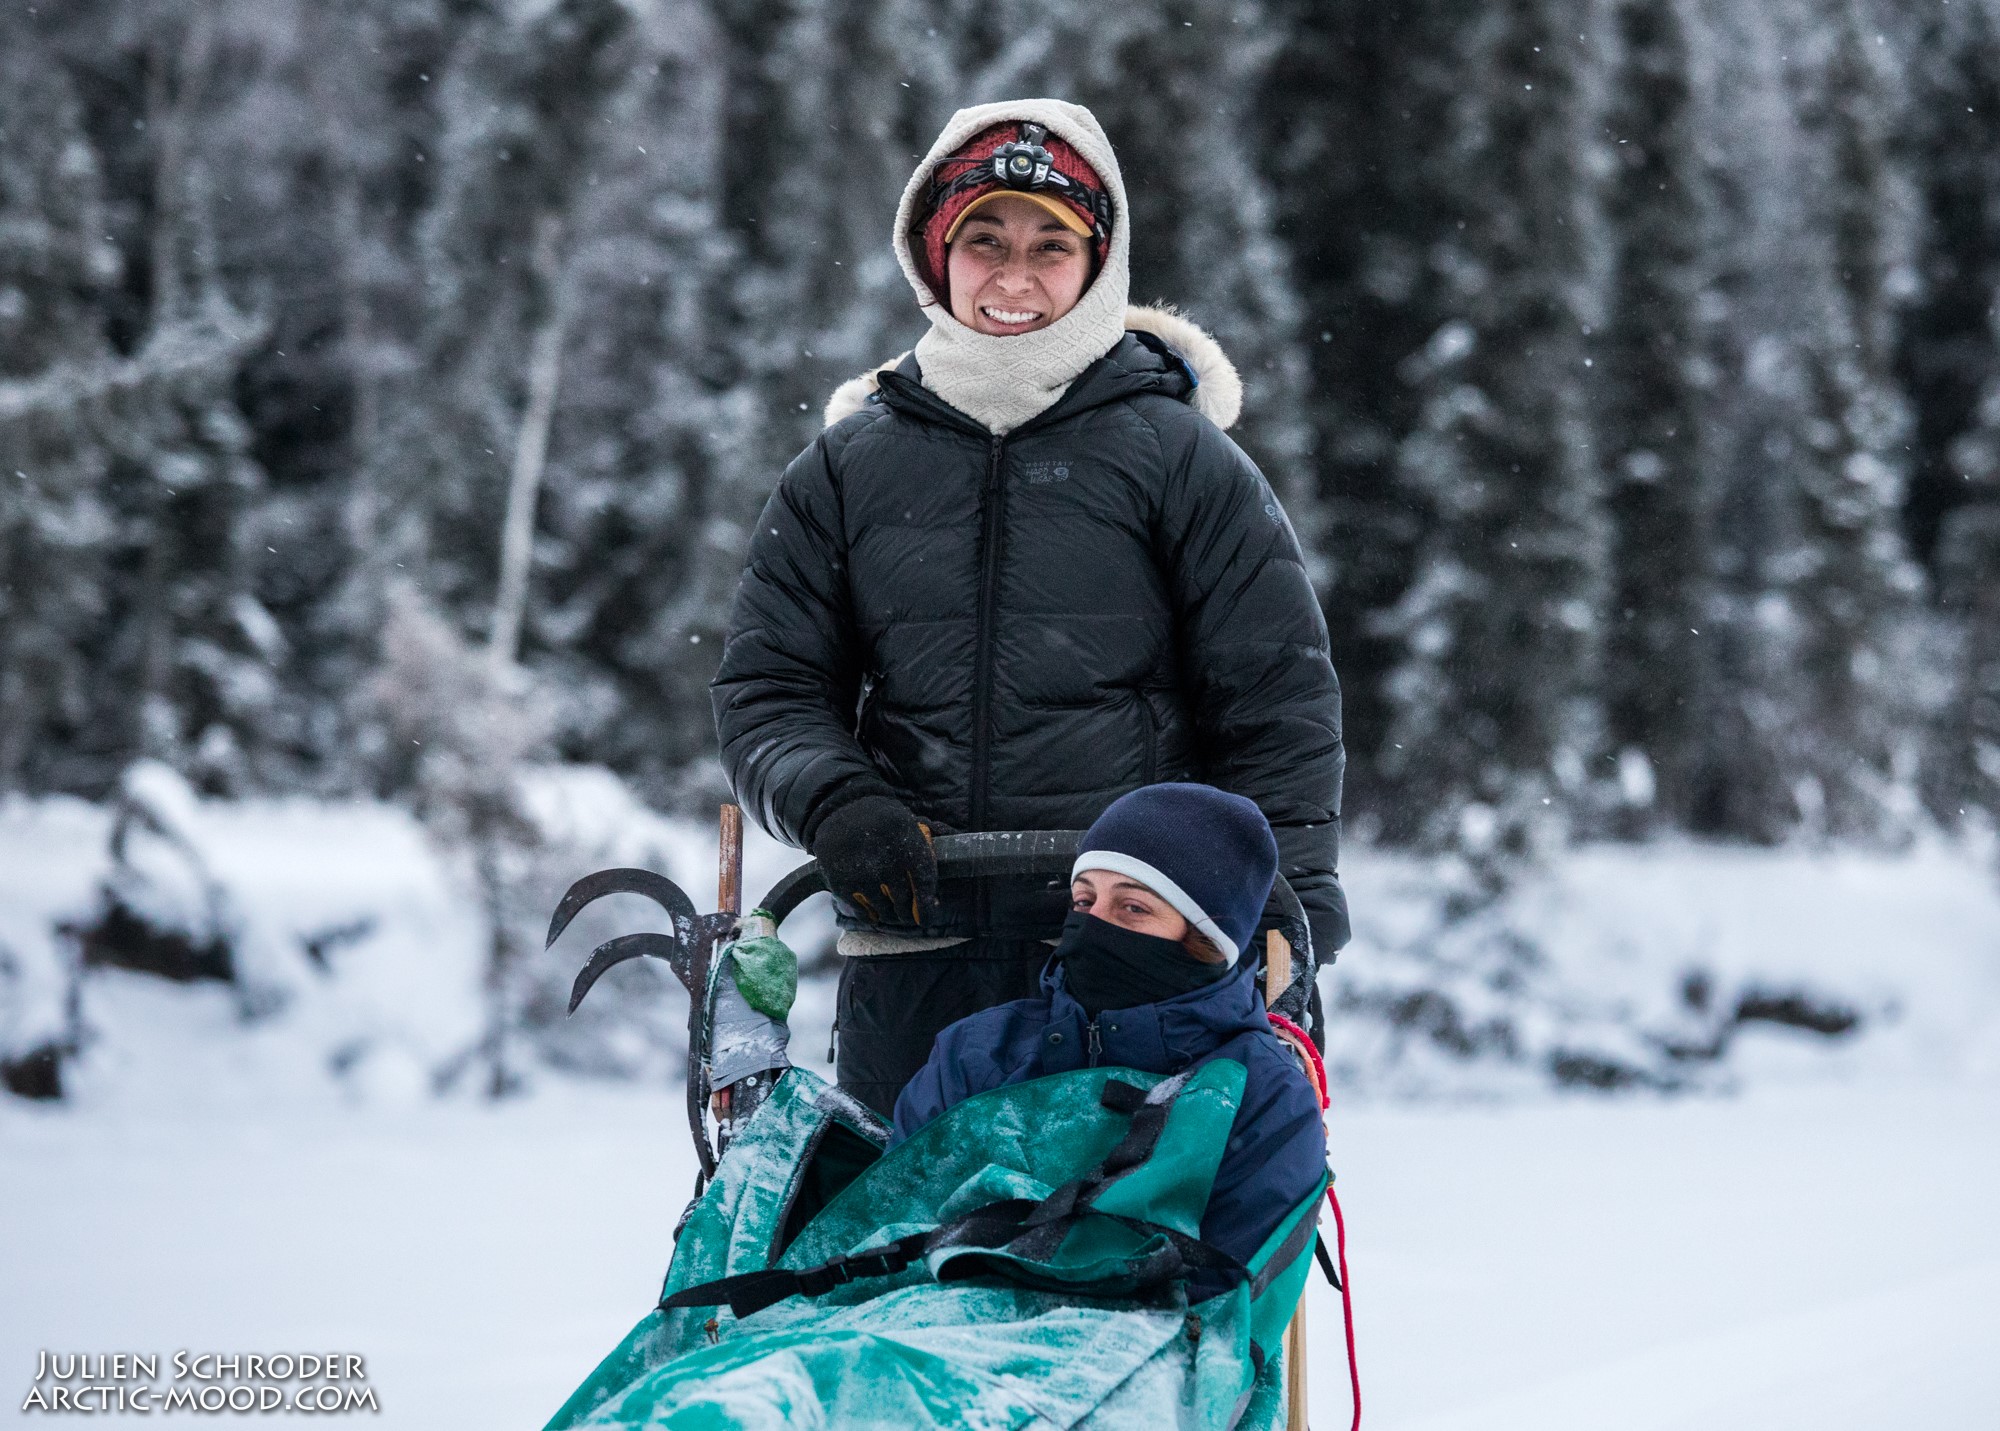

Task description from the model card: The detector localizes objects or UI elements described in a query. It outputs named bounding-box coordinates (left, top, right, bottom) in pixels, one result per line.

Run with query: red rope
left=1264, top=1011, right=1358, bottom=1427
left=1328, top=1181, right=1361, bottom=1430
left=1265, top=1011, right=1328, bottom=1109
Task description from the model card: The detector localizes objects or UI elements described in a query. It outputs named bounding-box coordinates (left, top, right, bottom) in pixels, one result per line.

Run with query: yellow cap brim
left=943, top=189, right=1093, bottom=244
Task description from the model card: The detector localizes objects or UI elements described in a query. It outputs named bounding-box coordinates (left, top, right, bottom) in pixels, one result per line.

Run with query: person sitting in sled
left=892, top=782, right=1327, bottom=1287
left=711, top=96, right=1349, bottom=1121
left=541, top=782, right=1328, bottom=1429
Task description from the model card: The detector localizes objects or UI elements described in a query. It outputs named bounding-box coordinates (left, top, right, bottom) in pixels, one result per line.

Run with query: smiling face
left=945, top=194, right=1093, bottom=336
left=1070, top=869, right=1225, bottom=963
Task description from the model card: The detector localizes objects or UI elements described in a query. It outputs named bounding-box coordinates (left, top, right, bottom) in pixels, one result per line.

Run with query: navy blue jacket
left=891, top=958, right=1327, bottom=1288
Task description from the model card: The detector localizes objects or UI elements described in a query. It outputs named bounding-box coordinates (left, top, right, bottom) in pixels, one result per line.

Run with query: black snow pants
left=834, top=939, right=1051, bottom=1119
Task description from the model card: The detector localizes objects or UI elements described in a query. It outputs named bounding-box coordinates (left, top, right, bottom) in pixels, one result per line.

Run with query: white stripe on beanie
left=1071, top=850, right=1239, bottom=965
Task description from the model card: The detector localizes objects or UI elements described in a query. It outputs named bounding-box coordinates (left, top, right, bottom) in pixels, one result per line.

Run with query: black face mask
left=1054, top=911, right=1230, bottom=1017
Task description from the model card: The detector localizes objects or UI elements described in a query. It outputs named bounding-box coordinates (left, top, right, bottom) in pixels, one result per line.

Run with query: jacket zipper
left=1087, top=1018, right=1102, bottom=1067
left=968, top=433, right=1007, bottom=838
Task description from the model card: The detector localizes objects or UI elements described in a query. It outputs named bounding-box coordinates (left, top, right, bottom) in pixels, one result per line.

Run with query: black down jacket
left=712, top=331, right=1349, bottom=955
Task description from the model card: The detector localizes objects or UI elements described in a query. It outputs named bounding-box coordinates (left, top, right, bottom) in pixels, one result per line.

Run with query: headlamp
left=989, top=126, right=1057, bottom=190
left=924, top=121, right=1112, bottom=244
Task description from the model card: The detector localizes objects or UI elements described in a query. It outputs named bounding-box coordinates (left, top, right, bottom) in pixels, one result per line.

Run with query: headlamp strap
left=923, top=122, right=1112, bottom=244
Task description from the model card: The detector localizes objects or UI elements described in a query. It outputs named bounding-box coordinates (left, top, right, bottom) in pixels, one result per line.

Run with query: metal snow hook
left=547, top=807, right=748, bottom=1179
left=549, top=866, right=702, bottom=1007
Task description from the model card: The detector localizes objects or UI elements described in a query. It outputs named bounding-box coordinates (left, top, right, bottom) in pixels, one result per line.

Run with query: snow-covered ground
left=0, top=766, right=837, bottom=1103
left=5, top=1074, right=1996, bottom=1427
left=1315, top=1077, right=2000, bottom=1430
left=4, top=781, right=1999, bottom=1425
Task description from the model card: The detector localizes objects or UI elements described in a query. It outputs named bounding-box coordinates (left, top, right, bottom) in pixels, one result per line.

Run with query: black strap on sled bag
left=661, top=1076, right=1249, bottom=1320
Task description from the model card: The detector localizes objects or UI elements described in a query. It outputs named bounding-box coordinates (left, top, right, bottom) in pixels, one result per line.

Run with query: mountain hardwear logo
left=1023, top=459, right=1073, bottom=485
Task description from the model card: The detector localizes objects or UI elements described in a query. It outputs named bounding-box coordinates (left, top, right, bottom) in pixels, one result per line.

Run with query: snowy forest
left=6, top=0, right=2000, bottom=1102
left=3, top=0, right=1996, bottom=845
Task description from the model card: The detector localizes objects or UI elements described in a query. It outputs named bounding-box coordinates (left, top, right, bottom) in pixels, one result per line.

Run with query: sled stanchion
left=1286, top=1299, right=1309, bottom=1429
left=1265, top=927, right=1292, bottom=1003
left=1264, top=929, right=1310, bottom=1431
left=718, top=804, right=743, bottom=916
left=711, top=805, right=746, bottom=1141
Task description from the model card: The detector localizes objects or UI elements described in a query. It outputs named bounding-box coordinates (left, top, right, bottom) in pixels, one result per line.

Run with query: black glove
left=1308, top=903, right=1349, bottom=967
left=810, top=795, right=939, bottom=927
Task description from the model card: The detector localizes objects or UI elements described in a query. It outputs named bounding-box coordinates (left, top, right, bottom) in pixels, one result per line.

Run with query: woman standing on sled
left=712, top=98, right=1349, bottom=1118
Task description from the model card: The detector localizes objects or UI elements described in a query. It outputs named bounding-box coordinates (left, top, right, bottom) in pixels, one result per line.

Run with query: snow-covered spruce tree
left=1250, top=1, right=1456, bottom=819
left=1683, top=0, right=1921, bottom=841
left=526, top=35, right=741, bottom=797
left=88, top=15, right=275, bottom=800
left=1592, top=0, right=1729, bottom=837
left=1373, top=0, right=1616, bottom=853
left=18, top=0, right=470, bottom=799
left=1895, top=0, right=2000, bottom=571
left=0, top=21, right=123, bottom=797
left=1934, top=491, right=2000, bottom=834
left=1028, top=0, right=1317, bottom=535
left=195, top=0, right=461, bottom=798
left=1777, top=0, right=1925, bottom=838
left=1900, top=0, right=2000, bottom=832
left=703, top=0, right=925, bottom=446
left=406, top=0, right=633, bottom=638
left=523, top=0, right=783, bottom=802
left=4, top=6, right=272, bottom=799
left=400, top=0, right=754, bottom=805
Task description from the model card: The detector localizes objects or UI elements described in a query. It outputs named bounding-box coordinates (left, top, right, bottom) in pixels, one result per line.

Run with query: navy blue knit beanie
left=1072, top=783, right=1278, bottom=964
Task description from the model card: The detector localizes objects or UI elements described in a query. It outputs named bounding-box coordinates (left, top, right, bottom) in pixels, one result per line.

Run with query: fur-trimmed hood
left=823, top=303, right=1243, bottom=431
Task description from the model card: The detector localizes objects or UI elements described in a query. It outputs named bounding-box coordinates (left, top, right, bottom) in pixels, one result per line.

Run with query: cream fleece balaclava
left=892, top=99, right=1131, bottom=435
